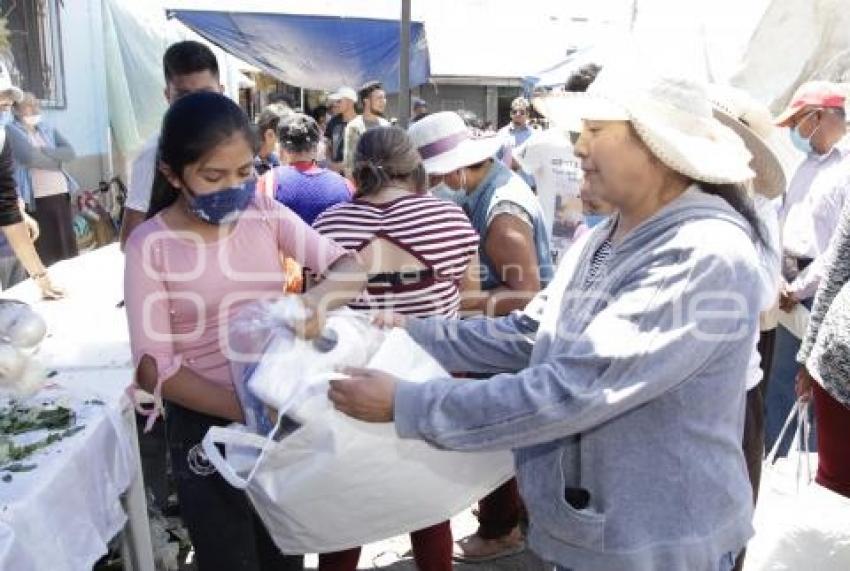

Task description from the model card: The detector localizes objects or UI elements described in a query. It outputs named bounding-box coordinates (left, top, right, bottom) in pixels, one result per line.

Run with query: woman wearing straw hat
left=709, top=84, right=788, bottom=571
left=327, top=65, right=772, bottom=571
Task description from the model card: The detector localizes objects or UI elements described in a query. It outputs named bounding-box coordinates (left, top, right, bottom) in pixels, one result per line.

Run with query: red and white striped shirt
left=313, top=194, right=479, bottom=317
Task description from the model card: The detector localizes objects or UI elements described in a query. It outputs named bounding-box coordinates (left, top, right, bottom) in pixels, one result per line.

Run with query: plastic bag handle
left=201, top=425, right=275, bottom=489
left=765, top=399, right=806, bottom=465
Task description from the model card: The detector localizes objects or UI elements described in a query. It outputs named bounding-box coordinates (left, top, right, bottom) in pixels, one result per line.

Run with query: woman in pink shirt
left=124, top=92, right=365, bottom=571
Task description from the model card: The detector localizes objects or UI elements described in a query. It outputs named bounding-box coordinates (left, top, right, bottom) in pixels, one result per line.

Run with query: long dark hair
left=352, top=126, right=426, bottom=198
left=700, top=182, right=766, bottom=246
left=146, top=92, right=257, bottom=218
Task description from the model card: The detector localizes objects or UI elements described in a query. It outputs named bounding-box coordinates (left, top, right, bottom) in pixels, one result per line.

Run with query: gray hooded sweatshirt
left=395, top=187, right=764, bottom=571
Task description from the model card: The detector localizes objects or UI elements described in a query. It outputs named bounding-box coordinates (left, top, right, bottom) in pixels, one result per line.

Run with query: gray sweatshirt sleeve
left=5, top=124, right=61, bottom=170
left=395, top=244, right=759, bottom=451
left=406, top=311, right=537, bottom=374
left=40, top=128, right=76, bottom=162
left=798, top=198, right=850, bottom=366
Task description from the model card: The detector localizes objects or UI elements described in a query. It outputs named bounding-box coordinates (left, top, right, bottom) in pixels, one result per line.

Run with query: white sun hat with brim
left=407, top=111, right=504, bottom=175
left=0, top=62, right=22, bottom=103
left=538, top=65, right=755, bottom=185
left=708, top=84, right=793, bottom=199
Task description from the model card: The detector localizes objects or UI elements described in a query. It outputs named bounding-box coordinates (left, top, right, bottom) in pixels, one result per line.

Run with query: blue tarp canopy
left=167, top=9, right=430, bottom=92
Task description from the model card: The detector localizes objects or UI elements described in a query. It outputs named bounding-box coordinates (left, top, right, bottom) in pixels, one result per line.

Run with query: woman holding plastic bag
left=313, top=126, right=479, bottom=571
left=795, top=196, right=850, bottom=498
left=123, top=92, right=366, bottom=571
left=329, top=67, right=771, bottom=571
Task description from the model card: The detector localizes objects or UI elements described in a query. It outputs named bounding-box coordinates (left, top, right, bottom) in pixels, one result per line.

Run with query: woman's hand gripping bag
left=204, top=303, right=515, bottom=553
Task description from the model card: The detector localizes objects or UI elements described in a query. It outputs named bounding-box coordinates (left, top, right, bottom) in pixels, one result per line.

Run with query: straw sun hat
left=708, top=84, right=791, bottom=199
left=537, top=66, right=756, bottom=185
left=407, top=111, right=503, bottom=175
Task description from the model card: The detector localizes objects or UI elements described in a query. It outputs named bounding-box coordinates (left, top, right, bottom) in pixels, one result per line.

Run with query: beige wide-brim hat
left=708, top=84, right=792, bottom=199
left=537, top=66, right=755, bottom=185
left=408, top=111, right=503, bottom=175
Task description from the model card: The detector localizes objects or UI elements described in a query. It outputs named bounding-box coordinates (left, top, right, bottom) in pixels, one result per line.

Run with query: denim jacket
left=396, top=187, right=765, bottom=571
left=463, top=160, right=553, bottom=290
left=6, top=120, right=79, bottom=210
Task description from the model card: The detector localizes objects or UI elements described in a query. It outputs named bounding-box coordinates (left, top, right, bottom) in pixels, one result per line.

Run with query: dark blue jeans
left=764, top=319, right=817, bottom=456
left=164, top=402, right=303, bottom=571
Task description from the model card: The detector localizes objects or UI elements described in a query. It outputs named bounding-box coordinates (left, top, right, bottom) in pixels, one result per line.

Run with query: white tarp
left=103, top=0, right=255, bottom=159
left=730, top=0, right=850, bottom=113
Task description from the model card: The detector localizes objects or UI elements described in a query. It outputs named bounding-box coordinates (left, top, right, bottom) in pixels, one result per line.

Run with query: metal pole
left=399, top=0, right=411, bottom=128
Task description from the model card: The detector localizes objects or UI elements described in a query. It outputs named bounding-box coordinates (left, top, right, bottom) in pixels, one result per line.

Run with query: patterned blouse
left=798, top=197, right=850, bottom=407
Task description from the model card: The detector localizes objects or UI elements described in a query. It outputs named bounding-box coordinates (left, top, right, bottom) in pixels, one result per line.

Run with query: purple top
left=264, top=162, right=354, bottom=225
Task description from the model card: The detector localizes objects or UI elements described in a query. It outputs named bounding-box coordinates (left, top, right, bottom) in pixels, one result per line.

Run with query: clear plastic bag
left=228, top=298, right=385, bottom=434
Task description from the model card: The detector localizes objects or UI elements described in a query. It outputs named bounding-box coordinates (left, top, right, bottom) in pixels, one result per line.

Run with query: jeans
left=164, top=402, right=304, bottom=571
left=765, top=304, right=817, bottom=457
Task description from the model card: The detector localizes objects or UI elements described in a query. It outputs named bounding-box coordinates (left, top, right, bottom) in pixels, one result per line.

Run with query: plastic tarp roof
left=167, top=9, right=431, bottom=92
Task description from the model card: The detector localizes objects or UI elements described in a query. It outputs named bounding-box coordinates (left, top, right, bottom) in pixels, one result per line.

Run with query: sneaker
left=452, top=526, right=525, bottom=563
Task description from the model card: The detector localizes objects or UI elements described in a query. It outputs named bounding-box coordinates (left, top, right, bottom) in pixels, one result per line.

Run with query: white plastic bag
left=745, top=400, right=850, bottom=571
left=206, top=311, right=515, bottom=553
left=776, top=305, right=809, bottom=340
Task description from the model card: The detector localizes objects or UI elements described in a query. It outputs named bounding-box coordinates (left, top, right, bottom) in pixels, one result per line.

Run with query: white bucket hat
left=0, top=62, right=22, bottom=103
left=708, top=84, right=794, bottom=199
left=537, top=66, right=755, bottom=185
left=407, top=111, right=503, bottom=175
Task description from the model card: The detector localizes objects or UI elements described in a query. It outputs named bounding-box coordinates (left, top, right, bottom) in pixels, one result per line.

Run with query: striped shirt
left=583, top=239, right=613, bottom=289
left=313, top=194, right=479, bottom=317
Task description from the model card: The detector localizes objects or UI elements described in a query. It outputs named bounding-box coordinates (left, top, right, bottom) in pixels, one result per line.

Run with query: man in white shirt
left=766, top=81, right=849, bottom=454
left=775, top=81, right=849, bottom=309
left=342, top=81, right=389, bottom=177
left=514, top=65, right=601, bottom=262
left=118, top=41, right=223, bottom=249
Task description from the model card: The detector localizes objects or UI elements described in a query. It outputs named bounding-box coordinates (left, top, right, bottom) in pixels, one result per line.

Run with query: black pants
left=164, top=402, right=304, bottom=571
left=733, top=329, right=775, bottom=571
left=30, top=193, right=78, bottom=266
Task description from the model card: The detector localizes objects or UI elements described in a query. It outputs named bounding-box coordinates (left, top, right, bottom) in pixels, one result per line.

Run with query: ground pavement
left=303, top=509, right=547, bottom=571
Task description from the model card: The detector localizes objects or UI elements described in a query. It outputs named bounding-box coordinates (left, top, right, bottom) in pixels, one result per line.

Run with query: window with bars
left=3, top=0, right=66, bottom=108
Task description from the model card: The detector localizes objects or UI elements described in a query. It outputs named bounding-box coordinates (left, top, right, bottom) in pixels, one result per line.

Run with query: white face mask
left=23, top=114, right=41, bottom=127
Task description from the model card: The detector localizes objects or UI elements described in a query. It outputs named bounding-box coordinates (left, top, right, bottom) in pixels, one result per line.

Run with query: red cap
left=774, top=81, right=846, bottom=127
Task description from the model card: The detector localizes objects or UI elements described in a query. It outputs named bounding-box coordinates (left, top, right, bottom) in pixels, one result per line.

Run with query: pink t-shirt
left=124, top=194, right=347, bottom=393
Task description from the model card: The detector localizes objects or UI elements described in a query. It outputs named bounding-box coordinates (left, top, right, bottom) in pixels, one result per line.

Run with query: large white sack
left=206, top=307, right=515, bottom=553
left=745, top=401, right=850, bottom=571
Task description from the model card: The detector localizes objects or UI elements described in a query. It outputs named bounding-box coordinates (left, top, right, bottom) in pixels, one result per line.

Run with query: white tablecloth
left=0, top=245, right=153, bottom=570
left=0, top=379, right=134, bottom=570
left=3, top=245, right=131, bottom=371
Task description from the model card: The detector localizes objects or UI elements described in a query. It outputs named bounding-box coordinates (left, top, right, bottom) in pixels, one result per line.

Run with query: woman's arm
left=40, top=127, right=76, bottom=163
left=302, top=252, right=368, bottom=316
left=0, top=142, right=61, bottom=297
left=136, top=357, right=242, bottom=422
left=5, top=124, right=62, bottom=170
left=391, top=244, right=759, bottom=451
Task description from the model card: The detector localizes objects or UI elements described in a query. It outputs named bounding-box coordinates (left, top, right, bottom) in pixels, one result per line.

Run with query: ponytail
left=700, top=182, right=766, bottom=246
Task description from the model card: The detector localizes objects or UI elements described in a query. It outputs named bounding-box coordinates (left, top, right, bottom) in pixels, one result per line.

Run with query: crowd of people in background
left=0, top=34, right=846, bottom=571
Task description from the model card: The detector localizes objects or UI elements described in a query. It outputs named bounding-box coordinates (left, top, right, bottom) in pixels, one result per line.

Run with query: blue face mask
left=430, top=182, right=465, bottom=205
left=0, top=110, right=12, bottom=127
left=185, top=179, right=256, bottom=225
left=584, top=213, right=609, bottom=228
left=789, top=113, right=820, bottom=155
